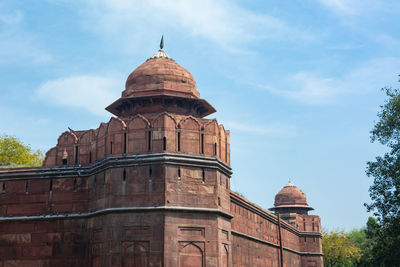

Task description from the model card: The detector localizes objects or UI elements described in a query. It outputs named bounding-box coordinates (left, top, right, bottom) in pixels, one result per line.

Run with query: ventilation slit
left=74, top=145, right=79, bottom=165
left=123, top=132, right=127, bottom=154
left=201, top=133, right=204, bottom=154
left=148, top=131, right=151, bottom=152
left=177, top=132, right=181, bottom=152
left=163, top=136, right=166, bottom=151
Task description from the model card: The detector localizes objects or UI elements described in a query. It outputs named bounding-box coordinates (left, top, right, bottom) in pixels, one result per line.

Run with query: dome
left=106, top=38, right=216, bottom=118
left=270, top=181, right=313, bottom=213
left=123, top=51, right=200, bottom=99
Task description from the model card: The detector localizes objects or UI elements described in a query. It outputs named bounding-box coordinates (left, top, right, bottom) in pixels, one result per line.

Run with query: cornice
left=0, top=153, right=232, bottom=181
left=0, top=205, right=233, bottom=222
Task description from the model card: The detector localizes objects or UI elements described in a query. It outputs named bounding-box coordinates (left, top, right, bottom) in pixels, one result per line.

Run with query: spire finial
left=160, top=35, right=164, bottom=50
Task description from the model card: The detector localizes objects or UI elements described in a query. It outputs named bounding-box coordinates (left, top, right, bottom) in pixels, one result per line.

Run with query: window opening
left=177, top=132, right=181, bottom=152
left=73, top=178, right=77, bottom=192
left=201, top=133, right=204, bottom=154
left=2, top=183, right=5, bottom=194
left=110, top=141, right=113, bottom=155
left=89, top=152, right=92, bottom=164
left=214, top=142, right=217, bottom=156
left=25, top=181, right=29, bottom=194
left=148, top=131, right=151, bottom=152
left=123, top=132, right=127, bottom=154
left=123, top=169, right=126, bottom=182
left=163, top=136, right=167, bottom=151
left=178, top=168, right=181, bottom=180
left=74, top=145, right=79, bottom=165
left=149, top=166, right=153, bottom=181
left=202, top=168, right=205, bottom=183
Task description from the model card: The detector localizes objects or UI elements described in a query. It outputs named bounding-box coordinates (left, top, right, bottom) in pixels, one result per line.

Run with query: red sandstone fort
left=0, top=39, right=323, bottom=267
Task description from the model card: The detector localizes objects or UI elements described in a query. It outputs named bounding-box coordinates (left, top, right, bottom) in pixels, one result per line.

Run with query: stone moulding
left=0, top=205, right=233, bottom=222
left=231, top=230, right=323, bottom=257
left=0, top=152, right=232, bottom=181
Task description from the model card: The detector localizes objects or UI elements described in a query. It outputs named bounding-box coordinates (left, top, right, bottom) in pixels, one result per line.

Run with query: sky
left=1, top=0, right=400, bottom=231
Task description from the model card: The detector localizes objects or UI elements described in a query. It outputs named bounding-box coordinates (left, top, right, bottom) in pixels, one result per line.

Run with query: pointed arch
left=126, top=114, right=150, bottom=154
left=178, top=116, right=201, bottom=130
left=203, top=119, right=220, bottom=157
left=178, top=116, right=201, bottom=154
left=152, top=112, right=177, bottom=128
left=151, top=112, right=178, bottom=152
left=106, top=117, right=127, bottom=155
left=127, top=114, right=150, bottom=130
left=96, top=122, right=109, bottom=160
left=56, top=131, right=78, bottom=166
left=78, top=130, right=96, bottom=165
left=179, top=242, right=203, bottom=267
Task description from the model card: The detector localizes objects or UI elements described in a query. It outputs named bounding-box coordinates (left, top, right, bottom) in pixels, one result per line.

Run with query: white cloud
left=36, top=75, right=122, bottom=116
left=318, top=0, right=357, bottom=15
left=81, top=0, right=313, bottom=53
left=0, top=10, right=23, bottom=24
left=261, top=57, right=400, bottom=105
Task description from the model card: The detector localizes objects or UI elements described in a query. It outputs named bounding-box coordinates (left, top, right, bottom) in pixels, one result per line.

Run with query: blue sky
left=1, top=0, right=399, bottom=230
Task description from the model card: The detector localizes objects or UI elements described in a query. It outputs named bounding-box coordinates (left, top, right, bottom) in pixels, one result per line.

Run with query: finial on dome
left=160, top=35, right=164, bottom=50
left=286, top=179, right=295, bottom=187
left=150, top=35, right=171, bottom=59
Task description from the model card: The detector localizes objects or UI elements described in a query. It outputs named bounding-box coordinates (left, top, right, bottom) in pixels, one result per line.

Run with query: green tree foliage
left=346, top=217, right=378, bottom=267
left=365, top=81, right=400, bottom=266
left=0, top=134, right=44, bottom=167
left=322, top=230, right=362, bottom=267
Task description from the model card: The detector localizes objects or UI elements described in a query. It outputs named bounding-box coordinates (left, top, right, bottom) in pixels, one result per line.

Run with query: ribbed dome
left=123, top=55, right=199, bottom=99
left=274, top=181, right=309, bottom=207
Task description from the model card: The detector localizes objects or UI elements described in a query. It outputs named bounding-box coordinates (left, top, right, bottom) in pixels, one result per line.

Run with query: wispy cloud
left=36, top=75, right=122, bottom=116
left=81, top=0, right=313, bottom=53
left=260, top=57, right=400, bottom=105
left=0, top=10, right=23, bottom=24
left=0, top=9, right=52, bottom=65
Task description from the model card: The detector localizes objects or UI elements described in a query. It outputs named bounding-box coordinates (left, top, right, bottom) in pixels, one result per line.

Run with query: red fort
left=0, top=41, right=323, bottom=267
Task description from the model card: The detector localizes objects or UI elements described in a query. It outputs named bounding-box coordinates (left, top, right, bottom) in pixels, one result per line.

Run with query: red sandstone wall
left=0, top=219, right=88, bottom=266
left=230, top=192, right=323, bottom=267
left=43, top=113, right=231, bottom=169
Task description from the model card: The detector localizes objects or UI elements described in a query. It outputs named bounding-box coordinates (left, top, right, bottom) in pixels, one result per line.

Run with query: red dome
left=123, top=56, right=199, bottom=99
left=273, top=181, right=311, bottom=208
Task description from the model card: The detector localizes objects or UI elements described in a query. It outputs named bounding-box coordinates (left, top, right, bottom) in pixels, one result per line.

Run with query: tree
left=0, top=134, right=44, bottom=166
left=346, top=217, right=378, bottom=267
left=322, top=230, right=362, bottom=267
left=365, top=80, right=400, bottom=265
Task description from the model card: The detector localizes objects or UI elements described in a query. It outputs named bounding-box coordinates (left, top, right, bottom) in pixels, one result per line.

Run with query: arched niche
left=96, top=123, right=109, bottom=160
left=79, top=130, right=96, bottom=165
left=203, top=119, right=219, bottom=157
left=179, top=242, right=203, bottom=267
left=56, top=131, right=78, bottom=166
left=178, top=116, right=201, bottom=155
left=122, top=241, right=149, bottom=267
left=151, top=113, right=177, bottom=152
left=127, top=114, right=150, bottom=154
left=106, top=117, right=127, bottom=156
